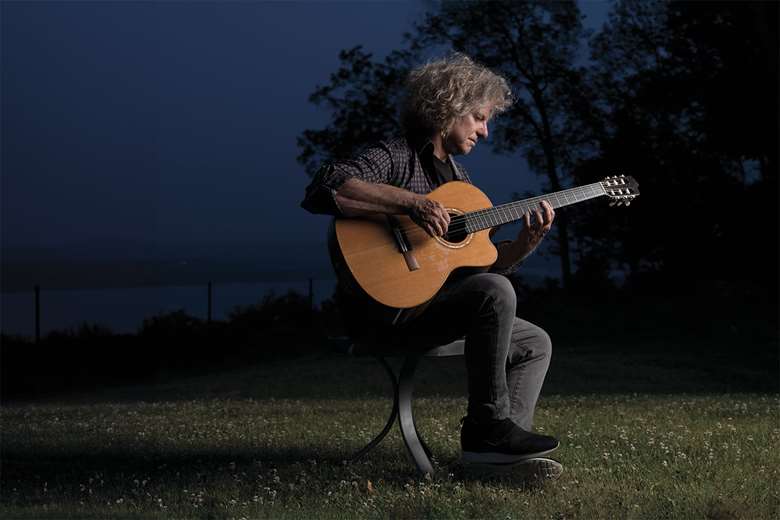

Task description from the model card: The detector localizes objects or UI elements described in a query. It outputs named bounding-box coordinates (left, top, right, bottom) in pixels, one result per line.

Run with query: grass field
left=2, top=337, right=778, bottom=519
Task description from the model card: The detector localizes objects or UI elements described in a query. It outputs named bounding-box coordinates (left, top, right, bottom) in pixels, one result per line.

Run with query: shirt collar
left=406, top=133, right=464, bottom=181
left=406, top=132, right=434, bottom=155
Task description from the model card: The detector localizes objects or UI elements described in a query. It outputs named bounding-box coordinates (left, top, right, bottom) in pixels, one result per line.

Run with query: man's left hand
left=514, top=200, right=555, bottom=258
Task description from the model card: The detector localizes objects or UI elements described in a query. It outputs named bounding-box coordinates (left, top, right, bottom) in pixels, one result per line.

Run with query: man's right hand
left=410, top=196, right=450, bottom=237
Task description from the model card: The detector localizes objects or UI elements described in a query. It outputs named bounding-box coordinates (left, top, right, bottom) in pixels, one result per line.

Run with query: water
left=1, top=280, right=337, bottom=338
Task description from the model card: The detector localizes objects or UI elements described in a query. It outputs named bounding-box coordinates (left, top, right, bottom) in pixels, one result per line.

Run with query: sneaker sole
left=461, top=457, right=564, bottom=482
left=461, top=441, right=559, bottom=465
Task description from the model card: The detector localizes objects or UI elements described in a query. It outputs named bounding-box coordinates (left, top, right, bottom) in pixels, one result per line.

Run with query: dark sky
left=2, top=1, right=609, bottom=267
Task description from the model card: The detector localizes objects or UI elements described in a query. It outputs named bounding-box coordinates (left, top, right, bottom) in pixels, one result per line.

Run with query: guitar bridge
left=388, top=216, right=420, bottom=271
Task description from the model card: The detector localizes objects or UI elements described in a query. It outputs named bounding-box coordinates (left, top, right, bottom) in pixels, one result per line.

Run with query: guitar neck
left=463, top=182, right=607, bottom=233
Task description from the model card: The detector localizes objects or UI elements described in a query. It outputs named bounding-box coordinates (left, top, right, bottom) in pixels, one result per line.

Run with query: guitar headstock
left=601, top=175, right=639, bottom=206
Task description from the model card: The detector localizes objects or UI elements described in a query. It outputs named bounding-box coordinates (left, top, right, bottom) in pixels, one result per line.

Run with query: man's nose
left=478, top=122, right=488, bottom=138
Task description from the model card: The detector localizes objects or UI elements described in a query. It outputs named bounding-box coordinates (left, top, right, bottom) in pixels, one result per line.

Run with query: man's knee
left=511, top=320, right=553, bottom=362
left=475, top=273, right=517, bottom=315
left=529, top=324, right=553, bottom=361
left=537, top=327, right=552, bottom=359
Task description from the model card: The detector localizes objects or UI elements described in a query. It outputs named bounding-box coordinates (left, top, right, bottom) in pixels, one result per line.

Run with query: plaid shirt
left=301, top=135, right=472, bottom=216
left=301, top=135, right=518, bottom=290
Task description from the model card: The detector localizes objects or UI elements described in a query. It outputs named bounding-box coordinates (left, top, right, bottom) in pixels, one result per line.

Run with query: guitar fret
left=501, top=206, right=512, bottom=225
left=463, top=181, right=619, bottom=233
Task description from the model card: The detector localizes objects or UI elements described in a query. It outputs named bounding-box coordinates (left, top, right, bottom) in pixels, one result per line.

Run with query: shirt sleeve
left=300, top=142, right=396, bottom=216
left=489, top=239, right=524, bottom=276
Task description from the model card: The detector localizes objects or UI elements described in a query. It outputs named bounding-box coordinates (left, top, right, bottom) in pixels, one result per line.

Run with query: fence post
left=34, top=285, right=40, bottom=343
left=207, top=281, right=212, bottom=323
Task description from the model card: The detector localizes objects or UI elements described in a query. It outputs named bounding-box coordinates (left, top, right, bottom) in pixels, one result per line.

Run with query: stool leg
left=398, top=355, right=435, bottom=475
left=350, top=356, right=399, bottom=462
left=416, top=418, right=433, bottom=459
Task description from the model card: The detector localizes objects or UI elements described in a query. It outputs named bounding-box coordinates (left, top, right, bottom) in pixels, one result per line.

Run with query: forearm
left=335, top=178, right=421, bottom=217
left=492, top=239, right=533, bottom=272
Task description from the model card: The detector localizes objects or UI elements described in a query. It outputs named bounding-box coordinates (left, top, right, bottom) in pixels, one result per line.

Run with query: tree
left=298, top=1, right=592, bottom=287
left=407, top=1, right=592, bottom=289
left=296, top=47, right=416, bottom=177
left=586, top=0, right=778, bottom=289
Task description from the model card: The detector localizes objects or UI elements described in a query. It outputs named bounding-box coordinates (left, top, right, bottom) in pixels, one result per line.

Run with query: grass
left=2, top=338, right=778, bottom=519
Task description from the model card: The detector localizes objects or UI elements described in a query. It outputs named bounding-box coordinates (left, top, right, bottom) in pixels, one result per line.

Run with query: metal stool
left=346, top=338, right=465, bottom=476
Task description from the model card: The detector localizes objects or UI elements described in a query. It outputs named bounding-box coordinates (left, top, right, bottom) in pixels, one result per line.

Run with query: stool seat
left=337, top=336, right=465, bottom=476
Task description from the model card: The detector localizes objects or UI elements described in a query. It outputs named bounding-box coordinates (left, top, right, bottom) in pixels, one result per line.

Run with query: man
left=301, top=54, right=561, bottom=479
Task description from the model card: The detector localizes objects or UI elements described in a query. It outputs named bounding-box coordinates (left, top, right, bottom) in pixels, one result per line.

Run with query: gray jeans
left=393, top=272, right=552, bottom=430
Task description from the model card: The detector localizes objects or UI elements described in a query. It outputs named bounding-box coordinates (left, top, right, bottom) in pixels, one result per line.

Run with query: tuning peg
left=609, top=201, right=616, bottom=207
left=625, top=201, right=631, bottom=206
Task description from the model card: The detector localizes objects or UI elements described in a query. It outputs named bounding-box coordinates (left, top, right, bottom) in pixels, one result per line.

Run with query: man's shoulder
left=378, top=135, right=414, bottom=155
left=354, top=135, right=413, bottom=159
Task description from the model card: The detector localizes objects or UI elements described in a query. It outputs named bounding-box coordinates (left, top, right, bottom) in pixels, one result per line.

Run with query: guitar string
left=394, top=197, right=555, bottom=236
left=338, top=184, right=625, bottom=257
left=339, top=181, right=634, bottom=256
left=393, top=186, right=605, bottom=237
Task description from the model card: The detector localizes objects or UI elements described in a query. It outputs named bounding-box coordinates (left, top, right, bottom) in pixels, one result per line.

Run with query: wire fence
left=1, top=279, right=337, bottom=341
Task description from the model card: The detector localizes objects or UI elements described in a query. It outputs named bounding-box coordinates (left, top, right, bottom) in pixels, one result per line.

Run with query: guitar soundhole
left=445, top=212, right=469, bottom=244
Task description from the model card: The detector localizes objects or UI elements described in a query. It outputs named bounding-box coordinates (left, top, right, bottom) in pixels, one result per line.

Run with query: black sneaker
left=460, top=417, right=559, bottom=464
left=460, top=457, right=564, bottom=483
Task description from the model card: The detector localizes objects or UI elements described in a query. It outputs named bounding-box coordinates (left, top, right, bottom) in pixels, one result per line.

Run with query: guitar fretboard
left=463, top=182, right=606, bottom=233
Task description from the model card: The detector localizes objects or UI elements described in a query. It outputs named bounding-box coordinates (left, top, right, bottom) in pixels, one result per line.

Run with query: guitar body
left=329, top=174, right=639, bottom=311
left=333, top=181, right=498, bottom=309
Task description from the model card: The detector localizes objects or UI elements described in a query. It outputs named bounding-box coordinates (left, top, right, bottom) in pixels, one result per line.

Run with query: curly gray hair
left=401, top=53, right=513, bottom=137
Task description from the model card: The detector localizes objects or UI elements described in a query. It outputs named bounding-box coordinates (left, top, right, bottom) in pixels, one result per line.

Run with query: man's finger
left=541, top=201, right=554, bottom=224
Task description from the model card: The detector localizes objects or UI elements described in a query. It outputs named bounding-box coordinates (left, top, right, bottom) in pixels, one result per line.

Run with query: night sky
left=2, top=1, right=609, bottom=279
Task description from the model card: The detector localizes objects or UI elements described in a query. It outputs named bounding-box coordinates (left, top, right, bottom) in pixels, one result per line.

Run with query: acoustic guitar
left=331, top=175, right=639, bottom=310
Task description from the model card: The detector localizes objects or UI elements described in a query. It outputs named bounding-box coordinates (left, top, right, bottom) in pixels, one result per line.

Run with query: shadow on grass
left=2, top=442, right=427, bottom=498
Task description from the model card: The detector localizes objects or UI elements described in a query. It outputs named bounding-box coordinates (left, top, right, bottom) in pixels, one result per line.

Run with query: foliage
left=0, top=291, right=343, bottom=401
left=297, top=0, right=778, bottom=291
left=297, top=47, right=417, bottom=176
left=298, top=1, right=593, bottom=286
left=411, top=0, right=597, bottom=287
left=581, top=0, right=778, bottom=286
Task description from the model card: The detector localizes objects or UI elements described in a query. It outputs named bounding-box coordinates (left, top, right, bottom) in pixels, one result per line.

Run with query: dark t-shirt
left=432, top=154, right=455, bottom=185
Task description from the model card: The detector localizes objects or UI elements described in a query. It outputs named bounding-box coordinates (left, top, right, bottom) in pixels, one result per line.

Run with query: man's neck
left=430, top=133, right=450, bottom=161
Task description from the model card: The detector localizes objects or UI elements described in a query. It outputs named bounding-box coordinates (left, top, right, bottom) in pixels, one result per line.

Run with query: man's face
left=445, top=104, right=492, bottom=156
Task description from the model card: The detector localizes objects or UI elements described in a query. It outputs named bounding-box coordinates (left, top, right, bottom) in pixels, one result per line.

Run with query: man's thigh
left=394, top=272, right=513, bottom=347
